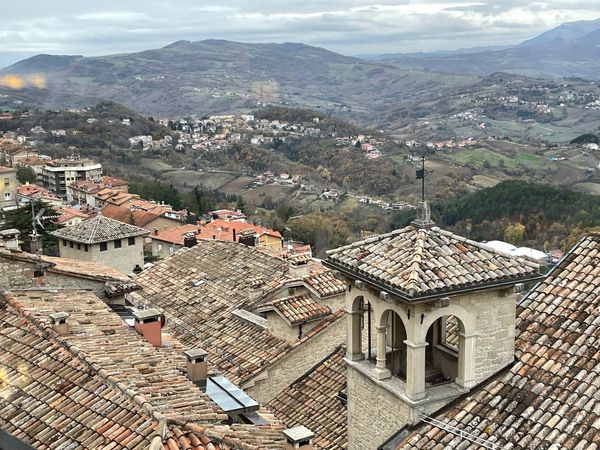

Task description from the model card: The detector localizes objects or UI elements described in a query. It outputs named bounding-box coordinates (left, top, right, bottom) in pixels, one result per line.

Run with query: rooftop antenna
left=30, top=199, right=47, bottom=279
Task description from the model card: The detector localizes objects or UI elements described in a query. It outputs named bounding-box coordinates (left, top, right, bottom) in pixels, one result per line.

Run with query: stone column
left=456, top=331, right=477, bottom=389
left=404, top=339, right=428, bottom=400
left=375, top=325, right=391, bottom=380
left=347, top=311, right=364, bottom=361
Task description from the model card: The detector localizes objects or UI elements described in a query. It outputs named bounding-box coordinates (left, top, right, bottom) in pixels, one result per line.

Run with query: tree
left=16, top=165, right=37, bottom=184
left=504, top=223, right=526, bottom=245
left=4, top=200, right=63, bottom=255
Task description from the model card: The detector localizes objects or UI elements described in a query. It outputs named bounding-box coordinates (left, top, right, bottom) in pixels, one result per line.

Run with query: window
left=128, top=236, right=135, bottom=246
left=3, top=177, right=9, bottom=186
left=4, top=192, right=11, bottom=199
left=76, top=243, right=81, bottom=250
left=69, top=242, right=73, bottom=248
left=84, top=244, right=88, bottom=252
left=63, top=240, right=67, bottom=246
left=169, top=246, right=175, bottom=255
left=157, top=243, right=163, bottom=253
left=99, top=242, right=108, bottom=252
left=114, top=239, right=122, bottom=249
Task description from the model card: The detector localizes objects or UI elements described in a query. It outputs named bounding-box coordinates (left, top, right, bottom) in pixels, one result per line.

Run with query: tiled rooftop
left=0, top=296, right=156, bottom=449
left=269, top=295, right=332, bottom=325
left=132, top=240, right=344, bottom=385
left=268, top=346, right=347, bottom=449
left=0, top=248, right=130, bottom=282
left=305, top=271, right=346, bottom=298
left=325, top=225, right=541, bottom=300
left=101, top=204, right=163, bottom=228
left=396, top=233, right=600, bottom=449
left=163, top=422, right=286, bottom=450
left=4, top=289, right=223, bottom=424
left=51, top=215, right=148, bottom=244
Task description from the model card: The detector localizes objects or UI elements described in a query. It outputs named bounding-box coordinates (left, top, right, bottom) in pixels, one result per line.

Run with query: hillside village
left=0, top=32, right=600, bottom=450
left=0, top=107, right=598, bottom=450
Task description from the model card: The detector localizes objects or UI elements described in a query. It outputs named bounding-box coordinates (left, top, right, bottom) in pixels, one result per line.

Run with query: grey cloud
left=1, top=0, right=600, bottom=68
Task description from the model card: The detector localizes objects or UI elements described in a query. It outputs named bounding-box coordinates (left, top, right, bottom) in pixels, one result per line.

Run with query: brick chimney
left=184, top=348, right=208, bottom=389
left=49, top=312, right=70, bottom=336
left=133, top=309, right=163, bottom=347
left=283, top=426, right=314, bottom=450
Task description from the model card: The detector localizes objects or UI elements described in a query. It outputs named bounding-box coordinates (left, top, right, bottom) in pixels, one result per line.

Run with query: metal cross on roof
left=415, top=155, right=429, bottom=201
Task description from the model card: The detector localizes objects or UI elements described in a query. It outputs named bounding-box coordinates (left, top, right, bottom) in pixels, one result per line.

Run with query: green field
left=444, top=147, right=545, bottom=170
left=573, top=182, right=600, bottom=195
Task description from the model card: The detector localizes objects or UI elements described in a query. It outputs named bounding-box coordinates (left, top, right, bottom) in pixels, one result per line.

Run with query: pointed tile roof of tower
left=51, top=215, right=148, bottom=244
left=325, top=220, right=542, bottom=301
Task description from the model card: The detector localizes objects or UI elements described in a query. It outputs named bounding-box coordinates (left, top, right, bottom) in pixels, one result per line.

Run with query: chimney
left=283, top=426, right=315, bottom=450
left=133, top=309, right=163, bottom=347
left=0, top=229, right=21, bottom=251
left=184, top=348, right=208, bottom=389
left=248, top=277, right=265, bottom=302
left=49, top=312, right=70, bottom=336
left=288, top=259, right=310, bottom=279
left=154, top=228, right=159, bottom=236
left=183, top=232, right=197, bottom=248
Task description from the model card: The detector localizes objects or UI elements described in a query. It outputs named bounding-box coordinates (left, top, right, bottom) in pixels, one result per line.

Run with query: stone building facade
left=52, top=215, right=148, bottom=275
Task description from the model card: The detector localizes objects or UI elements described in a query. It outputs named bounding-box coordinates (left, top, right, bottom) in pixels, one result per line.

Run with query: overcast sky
left=2, top=1, right=600, bottom=68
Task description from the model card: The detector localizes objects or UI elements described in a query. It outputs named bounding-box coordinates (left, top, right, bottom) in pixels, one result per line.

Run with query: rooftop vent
left=283, top=426, right=315, bottom=450
left=49, top=311, right=70, bottom=336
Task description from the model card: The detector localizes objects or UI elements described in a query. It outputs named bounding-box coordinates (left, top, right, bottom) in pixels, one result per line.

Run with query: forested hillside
left=393, top=181, right=600, bottom=251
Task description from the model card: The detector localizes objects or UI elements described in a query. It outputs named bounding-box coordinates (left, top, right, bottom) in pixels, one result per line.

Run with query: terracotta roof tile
left=326, top=225, right=541, bottom=300
left=132, top=241, right=344, bottom=385
left=268, top=346, right=347, bottom=449
left=4, top=289, right=223, bottom=424
left=269, top=295, right=332, bottom=325
left=101, top=204, right=163, bottom=228
left=304, top=271, right=346, bottom=298
left=396, top=233, right=600, bottom=449
left=0, top=249, right=130, bottom=282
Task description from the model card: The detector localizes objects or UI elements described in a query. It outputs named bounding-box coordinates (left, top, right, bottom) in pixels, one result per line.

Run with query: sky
left=2, top=0, right=600, bottom=68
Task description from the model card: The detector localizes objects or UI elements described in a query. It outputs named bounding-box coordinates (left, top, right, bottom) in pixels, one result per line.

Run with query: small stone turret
left=411, top=201, right=434, bottom=229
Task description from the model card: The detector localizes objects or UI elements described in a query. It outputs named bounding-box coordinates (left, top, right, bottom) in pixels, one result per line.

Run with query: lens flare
left=0, top=74, right=47, bottom=89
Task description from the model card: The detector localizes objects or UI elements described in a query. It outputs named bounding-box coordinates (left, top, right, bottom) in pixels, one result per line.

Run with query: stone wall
left=347, top=367, right=410, bottom=450
left=0, top=258, right=105, bottom=295
left=467, top=290, right=517, bottom=380
left=59, top=238, right=145, bottom=275
left=246, top=315, right=346, bottom=404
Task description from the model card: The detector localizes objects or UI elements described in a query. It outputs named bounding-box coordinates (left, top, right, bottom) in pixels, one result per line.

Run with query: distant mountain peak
left=519, top=18, right=600, bottom=47
left=163, top=40, right=194, bottom=49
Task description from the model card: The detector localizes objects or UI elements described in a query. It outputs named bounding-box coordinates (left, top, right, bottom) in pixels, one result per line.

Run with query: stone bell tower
left=324, top=202, right=542, bottom=450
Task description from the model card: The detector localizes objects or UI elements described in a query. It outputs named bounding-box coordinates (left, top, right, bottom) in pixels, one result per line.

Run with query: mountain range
left=2, top=19, right=600, bottom=118
left=375, top=18, right=600, bottom=79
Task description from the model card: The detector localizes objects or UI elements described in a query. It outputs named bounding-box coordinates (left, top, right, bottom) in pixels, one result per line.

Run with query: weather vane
left=415, top=155, right=428, bottom=201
